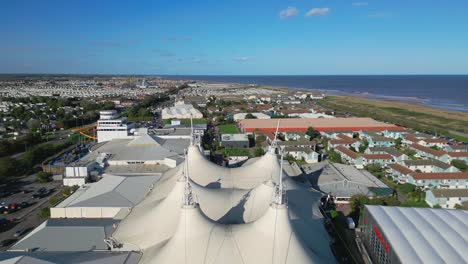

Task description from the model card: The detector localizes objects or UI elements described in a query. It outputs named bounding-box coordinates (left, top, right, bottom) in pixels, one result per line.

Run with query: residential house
left=284, top=147, right=320, bottom=163
left=362, top=154, right=394, bottom=167
left=445, top=145, right=468, bottom=153
left=387, top=163, right=413, bottom=183
left=441, top=152, right=468, bottom=164
left=335, top=146, right=364, bottom=169
left=360, top=131, right=394, bottom=147
left=320, top=130, right=354, bottom=139
left=402, top=159, right=459, bottom=173
left=408, top=143, right=447, bottom=160
left=328, top=134, right=360, bottom=150
left=382, top=129, right=406, bottom=139
left=425, top=189, right=468, bottom=209
left=406, top=172, right=468, bottom=189
left=283, top=131, right=308, bottom=141
left=277, top=140, right=317, bottom=150
left=417, top=138, right=449, bottom=149
left=366, top=146, right=408, bottom=162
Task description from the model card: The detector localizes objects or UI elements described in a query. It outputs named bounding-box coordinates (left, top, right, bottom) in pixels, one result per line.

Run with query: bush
left=39, top=207, right=51, bottom=219
left=49, top=196, right=59, bottom=206
left=254, top=147, right=264, bottom=157
left=36, top=171, right=52, bottom=183
left=451, top=160, right=467, bottom=172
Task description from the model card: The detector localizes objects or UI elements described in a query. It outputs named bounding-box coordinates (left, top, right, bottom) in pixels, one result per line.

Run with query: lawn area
left=317, top=96, right=468, bottom=142
left=399, top=200, right=430, bottom=208
left=218, top=124, right=239, bottom=134
left=216, top=148, right=249, bottom=157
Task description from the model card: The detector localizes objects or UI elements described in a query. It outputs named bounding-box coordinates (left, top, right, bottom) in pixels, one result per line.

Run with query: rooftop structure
left=112, top=144, right=335, bottom=263
left=97, top=110, right=134, bottom=143
left=238, top=117, right=402, bottom=133
left=161, top=101, right=203, bottom=119
left=0, top=252, right=141, bottom=264
left=51, top=174, right=161, bottom=219
left=362, top=205, right=468, bottom=264
left=10, top=219, right=118, bottom=251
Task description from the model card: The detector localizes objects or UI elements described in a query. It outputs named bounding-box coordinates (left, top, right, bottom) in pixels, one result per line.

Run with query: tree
left=451, top=160, right=467, bottom=172
left=358, top=139, right=368, bottom=153
left=349, top=146, right=358, bottom=152
left=454, top=204, right=466, bottom=210
left=254, top=146, right=264, bottom=157
left=244, top=113, right=257, bottom=119
left=36, top=171, right=52, bottom=183
left=327, top=150, right=342, bottom=163
left=350, top=194, right=369, bottom=212
left=39, top=207, right=51, bottom=219
left=395, top=138, right=402, bottom=150
left=0, top=157, right=17, bottom=182
left=306, top=127, right=321, bottom=140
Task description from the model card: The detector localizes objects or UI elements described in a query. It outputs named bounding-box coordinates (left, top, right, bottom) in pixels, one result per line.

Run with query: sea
left=163, top=75, right=468, bottom=112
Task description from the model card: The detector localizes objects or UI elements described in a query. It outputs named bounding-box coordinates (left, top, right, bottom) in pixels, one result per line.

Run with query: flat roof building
left=362, top=205, right=468, bottom=264
left=238, top=117, right=402, bottom=133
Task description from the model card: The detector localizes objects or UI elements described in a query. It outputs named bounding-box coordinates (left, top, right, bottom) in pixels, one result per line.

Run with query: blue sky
left=1, top=0, right=468, bottom=75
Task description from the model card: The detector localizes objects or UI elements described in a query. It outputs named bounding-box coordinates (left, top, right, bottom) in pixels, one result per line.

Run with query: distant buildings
left=161, top=101, right=203, bottom=119
left=406, top=172, right=468, bottom=189
left=233, top=112, right=271, bottom=121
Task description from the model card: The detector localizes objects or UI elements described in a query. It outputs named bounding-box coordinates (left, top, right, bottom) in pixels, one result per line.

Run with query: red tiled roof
left=410, top=144, right=446, bottom=157
left=448, top=152, right=468, bottom=157
left=362, top=154, right=393, bottom=160
left=411, top=172, right=468, bottom=180
left=423, top=138, right=449, bottom=143
left=238, top=118, right=400, bottom=132
left=388, top=163, right=413, bottom=175
left=335, top=145, right=360, bottom=159
left=337, top=134, right=355, bottom=141
left=404, top=135, right=419, bottom=143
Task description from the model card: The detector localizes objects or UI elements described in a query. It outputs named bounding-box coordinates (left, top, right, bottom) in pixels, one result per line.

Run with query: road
left=0, top=174, right=63, bottom=250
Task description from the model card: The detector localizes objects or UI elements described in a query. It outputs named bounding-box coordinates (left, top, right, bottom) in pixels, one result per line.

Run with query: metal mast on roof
left=274, top=147, right=286, bottom=205
left=269, top=119, right=281, bottom=153
left=190, top=114, right=194, bottom=146
left=183, top=150, right=194, bottom=206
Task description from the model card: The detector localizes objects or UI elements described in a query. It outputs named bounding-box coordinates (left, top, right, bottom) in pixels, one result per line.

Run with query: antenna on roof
left=273, top=147, right=286, bottom=205
left=269, top=119, right=281, bottom=153
left=183, top=150, right=194, bottom=206
left=190, top=114, right=194, bottom=146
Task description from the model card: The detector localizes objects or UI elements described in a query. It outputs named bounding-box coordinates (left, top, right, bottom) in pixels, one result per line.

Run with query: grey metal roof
left=403, top=158, right=452, bottom=169
left=365, top=205, right=468, bottom=263
left=0, top=252, right=141, bottom=264
left=10, top=219, right=119, bottom=252
left=430, top=188, right=468, bottom=198
left=56, top=175, right=161, bottom=208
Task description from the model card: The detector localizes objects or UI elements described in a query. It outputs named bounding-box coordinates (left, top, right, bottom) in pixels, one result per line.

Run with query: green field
left=317, top=96, right=468, bottom=142
left=218, top=124, right=239, bottom=134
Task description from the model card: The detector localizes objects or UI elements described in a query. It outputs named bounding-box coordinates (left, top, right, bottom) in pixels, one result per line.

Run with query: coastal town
left=0, top=76, right=467, bottom=263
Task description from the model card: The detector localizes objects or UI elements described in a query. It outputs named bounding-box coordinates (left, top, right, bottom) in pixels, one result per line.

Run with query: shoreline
left=178, top=77, right=468, bottom=113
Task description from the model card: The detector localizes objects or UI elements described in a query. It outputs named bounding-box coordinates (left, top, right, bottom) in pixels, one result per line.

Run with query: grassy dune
left=317, top=96, right=468, bottom=142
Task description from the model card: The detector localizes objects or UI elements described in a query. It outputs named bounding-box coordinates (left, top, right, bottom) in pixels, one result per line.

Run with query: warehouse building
left=238, top=117, right=402, bottom=133
left=362, top=205, right=468, bottom=264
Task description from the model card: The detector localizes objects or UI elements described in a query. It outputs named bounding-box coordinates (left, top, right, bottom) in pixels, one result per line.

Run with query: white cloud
left=305, top=8, right=330, bottom=17
left=279, top=6, right=298, bottom=19
left=234, top=57, right=250, bottom=62
left=352, top=2, right=368, bottom=7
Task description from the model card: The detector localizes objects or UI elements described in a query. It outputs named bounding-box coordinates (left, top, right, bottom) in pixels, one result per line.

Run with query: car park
left=0, top=239, right=17, bottom=247
left=13, top=228, right=26, bottom=237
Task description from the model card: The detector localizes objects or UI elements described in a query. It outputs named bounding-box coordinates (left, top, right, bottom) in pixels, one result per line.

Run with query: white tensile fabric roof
left=187, top=145, right=282, bottom=189
left=112, top=145, right=335, bottom=263
left=365, top=205, right=468, bottom=263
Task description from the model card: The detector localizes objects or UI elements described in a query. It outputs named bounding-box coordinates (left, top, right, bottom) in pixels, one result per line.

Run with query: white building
left=425, top=189, right=468, bottom=209
left=161, top=101, right=203, bottom=119
left=233, top=112, right=271, bottom=121
left=96, top=110, right=133, bottom=143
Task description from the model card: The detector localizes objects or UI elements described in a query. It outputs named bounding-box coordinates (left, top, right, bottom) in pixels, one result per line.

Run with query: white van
left=346, top=217, right=356, bottom=229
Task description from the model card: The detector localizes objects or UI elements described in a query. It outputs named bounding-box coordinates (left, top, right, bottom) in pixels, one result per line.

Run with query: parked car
left=17, top=202, right=29, bottom=209
left=32, top=188, right=50, bottom=199
left=13, top=229, right=26, bottom=237
left=0, top=239, right=17, bottom=247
